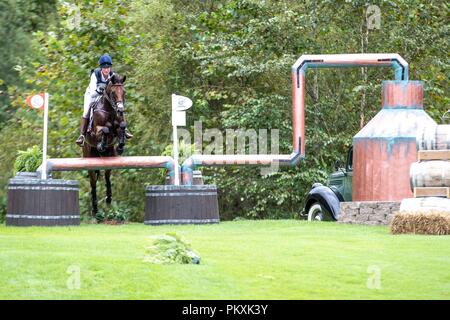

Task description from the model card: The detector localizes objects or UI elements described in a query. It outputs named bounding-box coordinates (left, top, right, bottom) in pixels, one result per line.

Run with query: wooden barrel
left=165, top=170, right=203, bottom=185
left=15, top=172, right=38, bottom=179
left=410, top=161, right=450, bottom=188
left=7, top=178, right=80, bottom=226
left=144, top=185, right=219, bottom=225
left=400, top=197, right=450, bottom=213
left=416, top=124, right=450, bottom=150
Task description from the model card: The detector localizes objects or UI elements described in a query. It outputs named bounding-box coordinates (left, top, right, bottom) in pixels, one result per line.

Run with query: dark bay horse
left=82, top=73, right=127, bottom=215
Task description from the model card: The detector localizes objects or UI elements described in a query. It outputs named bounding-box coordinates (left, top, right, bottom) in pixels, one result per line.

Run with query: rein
left=102, top=83, right=124, bottom=112
left=86, top=83, right=124, bottom=150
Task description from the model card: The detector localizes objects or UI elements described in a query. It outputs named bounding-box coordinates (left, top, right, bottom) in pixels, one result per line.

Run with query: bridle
left=85, top=74, right=126, bottom=154
left=103, top=83, right=125, bottom=114
left=86, top=84, right=123, bottom=150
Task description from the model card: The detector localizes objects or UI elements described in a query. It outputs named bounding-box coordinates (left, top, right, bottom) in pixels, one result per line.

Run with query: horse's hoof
left=116, top=146, right=124, bottom=155
left=97, top=143, right=105, bottom=153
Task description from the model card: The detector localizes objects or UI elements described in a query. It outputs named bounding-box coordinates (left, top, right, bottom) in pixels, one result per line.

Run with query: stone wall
left=338, top=201, right=401, bottom=225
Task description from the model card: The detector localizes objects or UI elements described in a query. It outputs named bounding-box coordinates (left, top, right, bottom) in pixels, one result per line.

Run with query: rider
left=76, top=54, right=133, bottom=146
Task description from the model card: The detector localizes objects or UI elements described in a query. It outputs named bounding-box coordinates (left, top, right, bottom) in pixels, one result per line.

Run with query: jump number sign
left=172, top=94, right=193, bottom=126
left=25, top=93, right=45, bottom=110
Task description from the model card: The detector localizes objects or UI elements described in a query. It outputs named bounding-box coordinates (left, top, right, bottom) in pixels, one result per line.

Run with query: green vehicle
left=300, top=146, right=353, bottom=221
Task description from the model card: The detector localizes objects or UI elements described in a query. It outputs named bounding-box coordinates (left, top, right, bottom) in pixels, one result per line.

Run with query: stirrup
left=76, top=135, right=85, bottom=146
left=125, top=130, right=133, bottom=139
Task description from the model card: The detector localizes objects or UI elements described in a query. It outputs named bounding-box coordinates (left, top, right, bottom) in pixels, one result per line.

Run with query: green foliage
left=94, top=211, right=105, bottom=223
left=0, top=0, right=447, bottom=221
left=144, top=232, right=200, bottom=265
left=157, top=141, right=195, bottom=182
left=13, top=145, right=44, bottom=173
left=95, top=202, right=130, bottom=224
left=0, top=0, right=57, bottom=124
left=161, top=140, right=195, bottom=164
left=0, top=196, right=6, bottom=224
left=168, top=0, right=357, bottom=218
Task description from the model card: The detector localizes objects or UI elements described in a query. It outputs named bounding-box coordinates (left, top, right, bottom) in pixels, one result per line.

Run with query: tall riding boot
left=122, top=113, right=133, bottom=139
left=76, top=117, right=88, bottom=146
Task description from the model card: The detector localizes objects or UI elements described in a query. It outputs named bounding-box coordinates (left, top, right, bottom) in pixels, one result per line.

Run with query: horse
left=82, top=73, right=127, bottom=216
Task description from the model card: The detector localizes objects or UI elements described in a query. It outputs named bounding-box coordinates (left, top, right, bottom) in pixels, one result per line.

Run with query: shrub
left=0, top=195, right=6, bottom=223
left=144, top=232, right=200, bottom=265
left=95, top=211, right=105, bottom=223
left=13, top=145, right=44, bottom=174
left=95, top=202, right=130, bottom=224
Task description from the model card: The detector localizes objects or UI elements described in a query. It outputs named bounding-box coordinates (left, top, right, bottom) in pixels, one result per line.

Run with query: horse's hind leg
left=89, top=170, right=98, bottom=216
left=105, top=169, right=112, bottom=205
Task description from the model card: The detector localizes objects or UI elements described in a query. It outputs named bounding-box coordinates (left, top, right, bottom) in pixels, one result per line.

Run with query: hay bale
left=390, top=210, right=450, bottom=235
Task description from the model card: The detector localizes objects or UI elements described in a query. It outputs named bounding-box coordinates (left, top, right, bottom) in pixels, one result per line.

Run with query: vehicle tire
left=307, top=203, right=325, bottom=221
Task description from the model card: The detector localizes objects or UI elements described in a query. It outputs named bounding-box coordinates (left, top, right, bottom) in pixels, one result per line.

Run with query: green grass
left=0, top=220, right=449, bottom=299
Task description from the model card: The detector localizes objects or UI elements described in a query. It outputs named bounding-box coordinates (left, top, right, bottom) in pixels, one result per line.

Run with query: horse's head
left=105, top=73, right=126, bottom=112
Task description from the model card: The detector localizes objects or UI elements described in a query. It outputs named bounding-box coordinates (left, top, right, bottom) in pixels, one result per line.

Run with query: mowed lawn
left=0, top=220, right=449, bottom=299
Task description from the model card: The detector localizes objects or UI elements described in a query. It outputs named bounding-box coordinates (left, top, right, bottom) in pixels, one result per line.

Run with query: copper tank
left=352, top=80, right=436, bottom=201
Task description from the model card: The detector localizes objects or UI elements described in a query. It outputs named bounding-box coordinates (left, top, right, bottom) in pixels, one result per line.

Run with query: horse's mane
left=108, top=73, right=126, bottom=85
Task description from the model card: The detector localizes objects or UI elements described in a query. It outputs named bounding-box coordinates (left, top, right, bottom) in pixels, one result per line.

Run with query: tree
left=0, top=0, right=447, bottom=221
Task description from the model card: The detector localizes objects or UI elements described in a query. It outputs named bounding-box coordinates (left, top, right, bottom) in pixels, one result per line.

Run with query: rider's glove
left=96, top=83, right=106, bottom=94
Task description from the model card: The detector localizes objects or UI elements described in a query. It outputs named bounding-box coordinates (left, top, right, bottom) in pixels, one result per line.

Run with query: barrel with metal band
left=144, top=185, right=219, bottom=225
left=410, top=161, right=450, bottom=188
left=400, top=197, right=450, bottom=213
left=416, top=125, right=450, bottom=151
left=6, top=176, right=80, bottom=226
left=411, top=123, right=450, bottom=192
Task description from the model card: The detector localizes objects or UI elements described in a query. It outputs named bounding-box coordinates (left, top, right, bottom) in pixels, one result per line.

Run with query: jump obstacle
left=8, top=53, right=427, bottom=227
left=7, top=156, right=219, bottom=226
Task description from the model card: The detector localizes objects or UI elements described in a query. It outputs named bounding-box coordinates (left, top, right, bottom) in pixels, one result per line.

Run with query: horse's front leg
left=105, top=169, right=112, bottom=205
left=88, top=170, right=98, bottom=216
left=97, top=127, right=109, bottom=153
left=116, top=117, right=126, bottom=155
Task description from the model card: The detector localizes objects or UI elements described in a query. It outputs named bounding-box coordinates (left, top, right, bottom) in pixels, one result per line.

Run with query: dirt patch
left=100, top=220, right=128, bottom=225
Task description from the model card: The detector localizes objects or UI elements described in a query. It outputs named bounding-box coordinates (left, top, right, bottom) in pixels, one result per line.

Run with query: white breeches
left=83, top=90, right=91, bottom=118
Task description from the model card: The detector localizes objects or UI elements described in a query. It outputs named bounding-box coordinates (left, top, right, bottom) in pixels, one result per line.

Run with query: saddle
left=87, top=96, right=124, bottom=137
left=87, top=97, right=102, bottom=135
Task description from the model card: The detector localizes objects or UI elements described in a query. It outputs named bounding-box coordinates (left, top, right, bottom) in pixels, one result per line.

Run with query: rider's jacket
left=87, top=68, right=113, bottom=99
left=91, top=68, right=113, bottom=86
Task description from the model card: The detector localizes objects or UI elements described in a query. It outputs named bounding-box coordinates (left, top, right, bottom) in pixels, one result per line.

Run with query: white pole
left=173, top=124, right=180, bottom=185
left=41, top=93, right=49, bottom=180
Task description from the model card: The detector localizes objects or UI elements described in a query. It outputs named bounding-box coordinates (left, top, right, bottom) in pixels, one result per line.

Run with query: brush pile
left=144, top=233, right=201, bottom=264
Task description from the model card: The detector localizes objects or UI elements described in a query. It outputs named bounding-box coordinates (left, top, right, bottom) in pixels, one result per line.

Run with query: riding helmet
left=98, top=54, right=113, bottom=68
